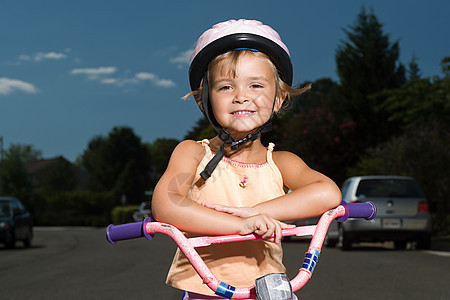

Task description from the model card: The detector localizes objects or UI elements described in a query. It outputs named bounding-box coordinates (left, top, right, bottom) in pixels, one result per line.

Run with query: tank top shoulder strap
left=266, top=142, right=283, bottom=185
left=266, top=142, right=275, bottom=163
left=198, top=139, right=212, bottom=156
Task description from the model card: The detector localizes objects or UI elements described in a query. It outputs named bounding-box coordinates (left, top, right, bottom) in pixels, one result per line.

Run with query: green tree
left=0, top=144, right=42, bottom=206
left=377, top=64, right=450, bottom=130
left=147, top=138, right=179, bottom=186
left=407, top=55, right=421, bottom=81
left=184, top=117, right=215, bottom=141
left=440, top=56, right=450, bottom=78
left=80, top=126, right=152, bottom=204
left=335, top=6, right=405, bottom=149
left=5, top=144, right=42, bottom=162
left=41, top=157, right=78, bottom=194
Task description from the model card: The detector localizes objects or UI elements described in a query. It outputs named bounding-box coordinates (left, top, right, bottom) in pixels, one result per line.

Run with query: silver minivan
left=327, top=175, right=432, bottom=250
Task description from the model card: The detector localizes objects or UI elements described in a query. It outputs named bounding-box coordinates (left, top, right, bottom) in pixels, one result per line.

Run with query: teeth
left=233, top=111, right=253, bottom=115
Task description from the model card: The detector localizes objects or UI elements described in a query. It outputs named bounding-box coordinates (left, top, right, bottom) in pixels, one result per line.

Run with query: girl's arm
left=151, top=140, right=292, bottom=242
left=254, top=151, right=342, bottom=221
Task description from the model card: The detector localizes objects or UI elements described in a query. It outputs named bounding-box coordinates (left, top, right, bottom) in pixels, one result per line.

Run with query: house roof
left=24, top=157, right=67, bottom=175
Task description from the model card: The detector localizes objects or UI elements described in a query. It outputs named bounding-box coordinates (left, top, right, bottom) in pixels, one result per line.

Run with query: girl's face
left=209, top=52, right=283, bottom=137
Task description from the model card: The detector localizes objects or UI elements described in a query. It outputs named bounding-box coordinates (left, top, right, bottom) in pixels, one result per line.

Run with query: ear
left=273, top=91, right=287, bottom=113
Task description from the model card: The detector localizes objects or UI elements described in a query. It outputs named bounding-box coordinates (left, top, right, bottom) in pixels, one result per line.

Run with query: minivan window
left=356, top=179, right=424, bottom=198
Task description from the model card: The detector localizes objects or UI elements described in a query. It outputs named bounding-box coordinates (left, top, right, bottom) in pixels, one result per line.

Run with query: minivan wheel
left=338, top=226, right=352, bottom=250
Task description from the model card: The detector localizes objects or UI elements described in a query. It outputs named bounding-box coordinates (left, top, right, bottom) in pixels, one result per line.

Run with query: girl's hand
left=201, top=202, right=295, bottom=243
left=201, top=202, right=258, bottom=218
left=239, top=214, right=295, bottom=244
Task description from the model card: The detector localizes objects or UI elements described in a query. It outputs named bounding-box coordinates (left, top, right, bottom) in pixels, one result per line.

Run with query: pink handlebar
left=106, top=202, right=376, bottom=298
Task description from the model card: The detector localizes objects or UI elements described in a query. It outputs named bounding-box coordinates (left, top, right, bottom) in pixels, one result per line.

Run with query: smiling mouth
left=231, top=110, right=255, bottom=116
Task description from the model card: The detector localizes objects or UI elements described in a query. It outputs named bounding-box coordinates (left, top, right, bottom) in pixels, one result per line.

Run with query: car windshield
left=0, top=201, right=12, bottom=217
left=356, top=179, right=424, bottom=198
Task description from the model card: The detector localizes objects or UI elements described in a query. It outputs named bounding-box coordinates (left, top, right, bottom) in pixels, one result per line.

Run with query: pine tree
left=407, top=55, right=421, bottom=81
left=335, top=7, right=405, bottom=149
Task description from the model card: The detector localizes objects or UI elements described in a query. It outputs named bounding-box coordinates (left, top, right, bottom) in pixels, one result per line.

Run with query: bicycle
left=106, top=201, right=376, bottom=300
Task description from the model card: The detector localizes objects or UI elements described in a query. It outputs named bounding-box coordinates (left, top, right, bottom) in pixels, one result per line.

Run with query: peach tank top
left=166, top=140, right=286, bottom=296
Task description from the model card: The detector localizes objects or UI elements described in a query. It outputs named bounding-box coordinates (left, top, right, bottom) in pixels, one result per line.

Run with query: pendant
left=239, top=176, right=248, bottom=188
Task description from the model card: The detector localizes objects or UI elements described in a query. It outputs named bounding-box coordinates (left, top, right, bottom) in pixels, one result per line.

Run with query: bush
left=111, top=205, right=139, bottom=225
left=34, top=190, right=114, bottom=226
left=36, top=214, right=109, bottom=227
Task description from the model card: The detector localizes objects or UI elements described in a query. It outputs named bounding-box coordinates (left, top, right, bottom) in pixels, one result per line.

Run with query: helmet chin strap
left=199, top=73, right=279, bottom=180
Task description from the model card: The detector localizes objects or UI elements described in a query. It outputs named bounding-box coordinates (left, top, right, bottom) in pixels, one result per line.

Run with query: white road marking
left=422, top=250, right=450, bottom=257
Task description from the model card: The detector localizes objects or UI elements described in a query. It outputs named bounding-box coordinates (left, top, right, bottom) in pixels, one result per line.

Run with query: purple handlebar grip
left=337, top=201, right=377, bottom=222
left=106, top=221, right=144, bottom=244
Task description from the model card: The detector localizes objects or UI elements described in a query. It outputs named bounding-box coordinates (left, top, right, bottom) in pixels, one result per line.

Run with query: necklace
left=239, top=176, right=249, bottom=188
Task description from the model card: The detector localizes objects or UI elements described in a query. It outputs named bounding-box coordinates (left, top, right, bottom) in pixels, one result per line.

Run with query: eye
left=250, top=83, right=264, bottom=89
left=218, top=85, right=232, bottom=91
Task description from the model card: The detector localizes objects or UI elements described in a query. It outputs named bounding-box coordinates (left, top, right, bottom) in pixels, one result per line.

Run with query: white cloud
left=19, top=51, right=68, bottom=62
left=135, top=72, right=175, bottom=87
left=170, top=49, right=194, bottom=64
left=34, top=52, right=67, bottom=61
left=0, top=77, right=38, bottom=95
left=100, top=78, right=119, bottom=85
left=100, top=77, right=139, bottom=86
left=18, top=55, right=31, bottom=61
left=154, top=78, right=176, bottom=88
left=71, top=66, right=117, bottom=75
left=135, top=72, right=156, bottom=80
left=71, top=67, right=117, bottom=80
left=70, top=68, right=175, bottom=88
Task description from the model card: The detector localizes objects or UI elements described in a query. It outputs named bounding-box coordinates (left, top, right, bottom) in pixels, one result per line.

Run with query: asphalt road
left=1, top=227, right=449, bottom=300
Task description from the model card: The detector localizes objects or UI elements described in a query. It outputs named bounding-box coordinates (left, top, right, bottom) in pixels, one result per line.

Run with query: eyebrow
left=212, top=75, right=271, bottom=84
left=210, top=78, right=232, bottom=86
left=246, top=76, right=271, bottom=82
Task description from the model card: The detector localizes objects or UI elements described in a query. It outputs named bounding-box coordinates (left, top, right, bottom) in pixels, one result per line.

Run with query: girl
left=152, top=19, right=341, bottom=299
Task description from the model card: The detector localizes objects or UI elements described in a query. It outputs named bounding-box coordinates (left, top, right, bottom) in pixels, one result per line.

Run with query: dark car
left=0, top=197, right=33, bottom=248
left=328, top=176, right=432, bottom=250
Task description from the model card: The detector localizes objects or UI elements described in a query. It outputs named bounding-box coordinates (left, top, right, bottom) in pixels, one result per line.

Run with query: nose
left=232, top=87, right=249, bottom=104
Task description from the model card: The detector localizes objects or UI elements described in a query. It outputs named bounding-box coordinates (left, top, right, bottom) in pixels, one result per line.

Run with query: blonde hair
left=184, top=50, right=311, bottom=114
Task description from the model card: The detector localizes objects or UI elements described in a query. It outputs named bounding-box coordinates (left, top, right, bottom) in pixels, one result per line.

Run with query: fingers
left=273, top=219, right=283, bottom=244
left=242, top=214, right=285, bottom=244
left=259, top=218, right=280, bottom=244
left=201, top=202, right=220, bottom=209
left=202, top=202, right=233, bottom=213
left=280, top=221, right=296, bottom=229
left=202, top=203, right=290, bottom=244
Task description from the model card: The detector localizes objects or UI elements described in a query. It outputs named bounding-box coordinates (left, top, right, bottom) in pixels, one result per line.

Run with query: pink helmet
left=189, top=19, right=293, bottom=91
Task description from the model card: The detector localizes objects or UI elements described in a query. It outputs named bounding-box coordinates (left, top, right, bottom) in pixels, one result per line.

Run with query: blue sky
left=1, top=0, right=449, bottom=162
